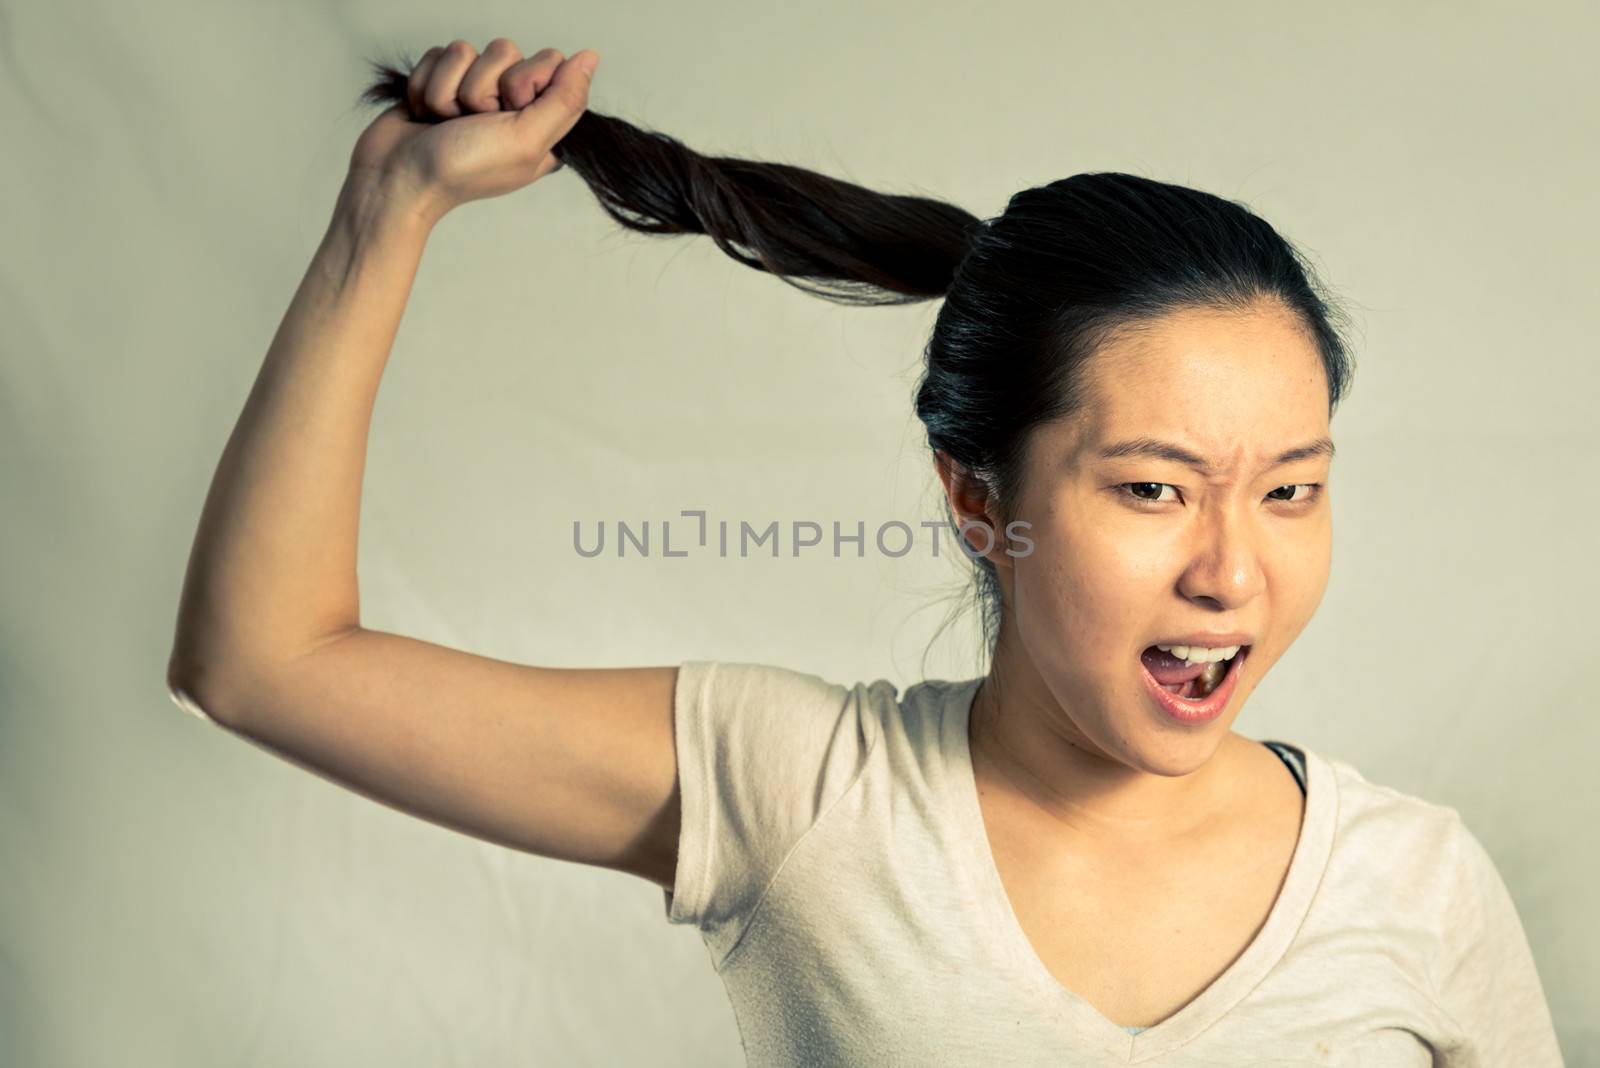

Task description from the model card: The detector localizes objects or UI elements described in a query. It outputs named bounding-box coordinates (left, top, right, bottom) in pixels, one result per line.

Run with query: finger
left=513, top=50, right=598, bottom=152
left=406, top=47, right=443, bottom=120
left=459, top=37, right=523, bottom=112
left=422, top=39, right=479, bottom=119
left=498, top=48, right=565, bottom=111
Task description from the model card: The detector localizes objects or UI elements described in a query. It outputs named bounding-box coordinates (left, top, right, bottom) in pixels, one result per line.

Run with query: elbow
left=166, top=625, right=352, bottom=730
left=166, top=678, right=221, bottom=726
left=165, top=650, right=231, bottom=727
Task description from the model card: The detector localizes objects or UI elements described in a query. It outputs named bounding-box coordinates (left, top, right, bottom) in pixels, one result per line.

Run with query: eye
left=1265, top=483, right=1324, bottom=505
left=1117, top=482, right=1181, bottom=506
left=1115, top=482, right=1327, bottom=509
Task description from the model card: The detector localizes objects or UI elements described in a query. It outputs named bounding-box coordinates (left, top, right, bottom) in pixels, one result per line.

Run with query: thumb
left=516, top=49, right=599, bottom=153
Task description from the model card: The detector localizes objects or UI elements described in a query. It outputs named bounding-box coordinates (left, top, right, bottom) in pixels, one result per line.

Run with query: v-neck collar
left=943, top=676, right=1337, bottom=1062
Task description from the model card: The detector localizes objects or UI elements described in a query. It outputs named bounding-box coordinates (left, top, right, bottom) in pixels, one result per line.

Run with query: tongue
left=1140, top=646, right=1209, bottom=686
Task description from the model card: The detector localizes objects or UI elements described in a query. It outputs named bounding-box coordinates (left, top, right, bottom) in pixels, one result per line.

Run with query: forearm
left=169, top=174, right=440, bottom=681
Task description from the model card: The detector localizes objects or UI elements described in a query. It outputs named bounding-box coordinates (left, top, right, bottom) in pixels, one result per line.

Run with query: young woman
left=166, top=38, right=1563, bottom=1066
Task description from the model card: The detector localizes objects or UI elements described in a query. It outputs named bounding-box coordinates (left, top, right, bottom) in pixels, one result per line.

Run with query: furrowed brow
left=1094, top=436, right=1336, bottom=475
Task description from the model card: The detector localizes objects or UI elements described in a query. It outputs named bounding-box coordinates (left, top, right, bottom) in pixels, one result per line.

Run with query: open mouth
left=1139, top=643, right=1249, bottom=702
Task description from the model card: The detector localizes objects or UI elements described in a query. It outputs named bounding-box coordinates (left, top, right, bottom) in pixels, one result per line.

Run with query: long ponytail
left=358, top=57, right=983, bottom=306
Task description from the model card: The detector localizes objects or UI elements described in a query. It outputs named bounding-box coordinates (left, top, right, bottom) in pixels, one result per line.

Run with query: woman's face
left=992, top=300, right=1334, bottom=770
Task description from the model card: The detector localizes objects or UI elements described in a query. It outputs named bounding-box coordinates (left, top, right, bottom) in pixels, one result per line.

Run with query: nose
left=1175, top=502, right=1266, bottom=610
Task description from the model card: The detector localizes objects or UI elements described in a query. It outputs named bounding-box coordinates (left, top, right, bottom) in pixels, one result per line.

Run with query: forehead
left=1064, top=304, right=1330, bottom=469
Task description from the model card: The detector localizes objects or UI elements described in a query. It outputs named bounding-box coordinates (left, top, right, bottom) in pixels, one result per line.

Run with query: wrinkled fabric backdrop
left=1, top=0, right=1594, bottom=1064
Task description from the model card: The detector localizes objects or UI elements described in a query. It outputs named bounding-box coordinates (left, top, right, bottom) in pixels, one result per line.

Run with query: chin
left=1129, top=729, right=1234, bottom=775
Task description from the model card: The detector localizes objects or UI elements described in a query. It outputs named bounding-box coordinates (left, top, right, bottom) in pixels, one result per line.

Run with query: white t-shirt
left=662, top=660, right=1563, bottom=1067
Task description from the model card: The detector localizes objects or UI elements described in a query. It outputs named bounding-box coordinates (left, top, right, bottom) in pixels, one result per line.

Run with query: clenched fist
left=349, top=38, right=599, bottom=220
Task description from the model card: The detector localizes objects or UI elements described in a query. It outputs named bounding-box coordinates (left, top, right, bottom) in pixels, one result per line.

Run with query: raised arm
left=164, top=160, right=433, bottom=690
left=164, top=42, right=684, bottom=888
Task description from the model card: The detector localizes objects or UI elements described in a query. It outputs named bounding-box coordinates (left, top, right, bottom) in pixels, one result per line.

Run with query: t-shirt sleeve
left=662, top=659, right=884, bottom=964
left=1429, top=812, right=1564, bottom=1067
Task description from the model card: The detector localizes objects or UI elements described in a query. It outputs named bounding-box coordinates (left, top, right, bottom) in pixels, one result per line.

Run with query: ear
left=933, top=450, right=1014, bottom=571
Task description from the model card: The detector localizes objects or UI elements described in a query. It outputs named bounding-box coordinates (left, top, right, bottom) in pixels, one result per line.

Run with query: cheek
left=1237, top=526, right=1332, bottom=685
left=1010, top=522, right=1157, bottom=643
left=1270, top=535, right=1332, bottom=631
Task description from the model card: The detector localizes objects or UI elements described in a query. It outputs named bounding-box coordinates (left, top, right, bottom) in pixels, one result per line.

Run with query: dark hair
left=359, top=57, right=1356, bottom=670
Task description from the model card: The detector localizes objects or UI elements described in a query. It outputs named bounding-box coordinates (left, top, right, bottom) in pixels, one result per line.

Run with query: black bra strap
left=1262, top=740, right=1307, bottom=797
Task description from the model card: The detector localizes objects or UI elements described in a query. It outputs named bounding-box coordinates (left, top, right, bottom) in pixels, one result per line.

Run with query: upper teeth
left=1156, top=644, right=1241, bottom=664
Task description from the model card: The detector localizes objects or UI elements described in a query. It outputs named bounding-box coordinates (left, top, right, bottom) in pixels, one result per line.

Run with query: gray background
left=2, top=0, right=1594, bottom=1063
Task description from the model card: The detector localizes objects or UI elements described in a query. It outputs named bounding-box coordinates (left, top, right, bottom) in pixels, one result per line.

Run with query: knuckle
left=531, top=47, right=563, bottom=63
left=444, top=39, right=474, bottom=57
left=422, top=86, right=456, bottom=113
left=408, top=51, right=437, bottom=84
left=484, top=37, right=518, bottom=55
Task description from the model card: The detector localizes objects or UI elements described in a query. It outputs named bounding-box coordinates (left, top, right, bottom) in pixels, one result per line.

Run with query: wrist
left=336, top=168, right=449, bottom=236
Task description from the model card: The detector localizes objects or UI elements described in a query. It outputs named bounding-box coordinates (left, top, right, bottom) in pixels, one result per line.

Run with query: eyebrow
left=1094, top=436, right=1336, bottom=475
